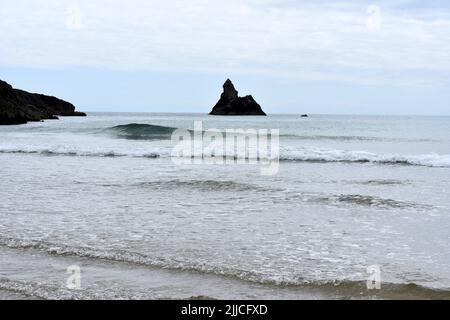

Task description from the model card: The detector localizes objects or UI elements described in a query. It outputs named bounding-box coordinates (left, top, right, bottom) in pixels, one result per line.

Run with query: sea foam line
left=279, top=148, right=450, bottom=168
left=1, top=144, right=449, bottom=168
left=1, top=236, right=450, bottom=297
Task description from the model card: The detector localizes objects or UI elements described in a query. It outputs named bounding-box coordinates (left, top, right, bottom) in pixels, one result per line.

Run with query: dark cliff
left=0, top=80, right=86, bottom=125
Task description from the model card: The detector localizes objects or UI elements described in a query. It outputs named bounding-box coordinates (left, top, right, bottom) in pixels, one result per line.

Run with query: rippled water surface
left=0, top=113, right=449, bottom=299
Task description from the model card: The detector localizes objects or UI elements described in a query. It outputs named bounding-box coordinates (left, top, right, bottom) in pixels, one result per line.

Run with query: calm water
left=0, top=113, right=449, bottom=300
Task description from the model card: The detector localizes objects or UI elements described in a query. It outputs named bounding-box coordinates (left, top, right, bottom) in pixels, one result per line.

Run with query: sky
left=1, top=0, right=449, bottom=115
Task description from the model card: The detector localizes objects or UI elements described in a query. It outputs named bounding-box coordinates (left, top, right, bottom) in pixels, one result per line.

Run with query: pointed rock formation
left=0, top=79, right=86, bottom=125
left=209, top=79, right=266, bottom=116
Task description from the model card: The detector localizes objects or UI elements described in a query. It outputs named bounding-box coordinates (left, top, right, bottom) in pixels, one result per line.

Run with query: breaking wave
left=1, top=236, right=450, bottom=299
left=0, top=236, right=285, bottom=286
left=0, top=148, right=163, bottom=158
left=106, top=123, right=179, bottom=140
left=279, top=148, right=450, bottom=168
left=1, top=144, right=449, bottom=168
left=105, top=124, right=438, bottom=143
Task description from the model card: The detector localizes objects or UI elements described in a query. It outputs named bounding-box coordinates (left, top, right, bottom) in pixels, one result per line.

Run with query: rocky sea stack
left=209, top=79, right=266, bottom=116
left=0, top=79, right=86, bottom=125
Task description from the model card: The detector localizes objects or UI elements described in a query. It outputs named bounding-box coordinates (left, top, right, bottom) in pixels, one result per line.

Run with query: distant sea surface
left=1, top=113, right=450, bottom=300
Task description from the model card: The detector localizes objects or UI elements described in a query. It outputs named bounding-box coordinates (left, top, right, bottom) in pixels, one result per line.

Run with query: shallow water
left=0, top=113, right=449, bottom=300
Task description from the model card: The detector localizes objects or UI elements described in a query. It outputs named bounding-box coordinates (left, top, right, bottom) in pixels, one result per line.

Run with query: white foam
left=279, top=147, right=450, bottom=167
left=1, top=143, right=449, bottom=168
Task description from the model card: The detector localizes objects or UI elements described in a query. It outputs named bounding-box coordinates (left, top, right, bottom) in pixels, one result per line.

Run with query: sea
left=0, top=113, right=449, bottom=300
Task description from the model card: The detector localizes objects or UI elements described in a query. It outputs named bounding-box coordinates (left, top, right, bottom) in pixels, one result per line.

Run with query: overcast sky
left=1, top=0, right=449, bottom=114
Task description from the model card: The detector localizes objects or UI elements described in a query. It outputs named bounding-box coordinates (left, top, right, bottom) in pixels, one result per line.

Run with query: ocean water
left=0, top=113, right=450, bottom=300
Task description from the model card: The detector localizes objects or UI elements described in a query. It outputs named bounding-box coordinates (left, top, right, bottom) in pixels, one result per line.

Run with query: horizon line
left=79, top=111, right=450, bottom=117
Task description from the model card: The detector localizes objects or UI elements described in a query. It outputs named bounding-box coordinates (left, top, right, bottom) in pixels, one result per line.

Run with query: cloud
left=1, top=0, right=449, bottom=87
